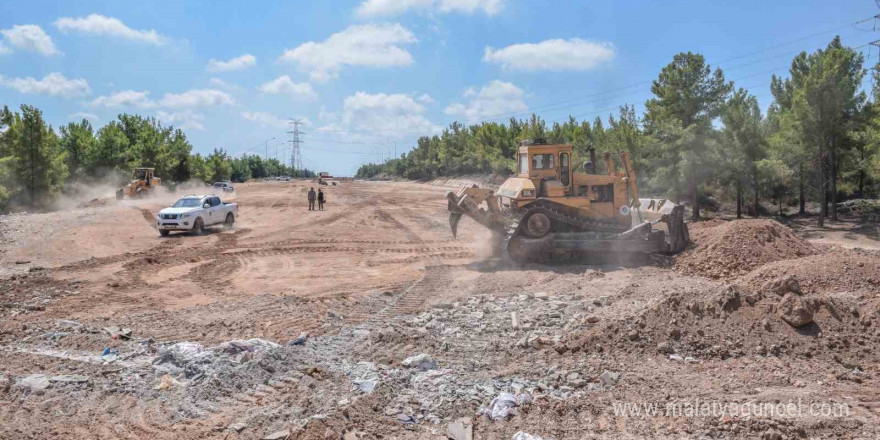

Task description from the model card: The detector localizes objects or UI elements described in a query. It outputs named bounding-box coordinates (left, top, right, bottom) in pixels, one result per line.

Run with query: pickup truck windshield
left=172, top=198, right=202, bottom=208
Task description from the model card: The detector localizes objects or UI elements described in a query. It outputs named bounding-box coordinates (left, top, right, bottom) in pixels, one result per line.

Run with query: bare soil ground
left=0, top=180, right=878, bottom=440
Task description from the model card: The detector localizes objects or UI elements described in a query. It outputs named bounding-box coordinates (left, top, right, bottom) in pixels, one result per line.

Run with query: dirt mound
left=675, top=219, right=816, bottom=279
left=739, top=248, right=880, bottom=295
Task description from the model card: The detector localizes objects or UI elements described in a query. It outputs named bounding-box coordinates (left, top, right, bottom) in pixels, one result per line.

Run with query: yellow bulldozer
left=446, top=140, right=689, bottom=263
left=116, top=167, right=162, bottom=200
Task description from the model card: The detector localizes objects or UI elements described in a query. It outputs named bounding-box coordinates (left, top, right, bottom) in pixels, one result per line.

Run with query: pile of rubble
left=675, top=219, right=816, bottom=279
left=739, top=247, right=880, bottom=295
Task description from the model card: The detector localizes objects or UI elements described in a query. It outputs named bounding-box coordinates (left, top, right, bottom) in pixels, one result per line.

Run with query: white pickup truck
left=156, top=194, right=238, bottom=236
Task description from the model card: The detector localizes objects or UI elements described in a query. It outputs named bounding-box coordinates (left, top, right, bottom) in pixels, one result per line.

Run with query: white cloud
left=89, top=90, right=154, bottom=108
left=258, top=75, right=318, bottom=101
left=483, top=38, right=615, bottom=72
left=0, top=73, right=90, bottom=98
left=356, top=0, right=504, bottom=17
left=241, top=111, right=289, bottom=128
left=89, top=88, right=234, bottom=109
left=445, top=80, right=527, bottom=122
left=278, top=24, right=417, bottom=83
left=208, top=77, right=241, bottom=92
left=157, top=89, right=235, bottom=108
left=69, top=112, right=99, bottom=122
left=416, top=93, right=434, bottom=104
left=207, top=54, right=256, bottom=72
left=53, top=14, right=169, bottom=45
left=318, top=92, right=439, bottom=139
left=0, top=24, right=60, bottom=56
left=157, top=110, right=205, bottom=130
left=318, top=106, right=339, bottom=123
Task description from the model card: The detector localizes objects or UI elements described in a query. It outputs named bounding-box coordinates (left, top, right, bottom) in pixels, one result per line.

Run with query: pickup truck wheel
left=159, top=230, right=170, bottom=237
left=191, top=218, right=205, bottom=235
left=223, top=213, right=235, bottom=230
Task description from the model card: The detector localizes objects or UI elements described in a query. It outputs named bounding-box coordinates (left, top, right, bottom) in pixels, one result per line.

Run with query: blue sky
left=0, top=0, right=875, bottom=176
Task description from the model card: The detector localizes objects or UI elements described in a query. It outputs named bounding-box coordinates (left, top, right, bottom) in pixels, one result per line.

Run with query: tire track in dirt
left=368, top=265, right=462, bottom=324
left=374, top=207, right=425, bottom=243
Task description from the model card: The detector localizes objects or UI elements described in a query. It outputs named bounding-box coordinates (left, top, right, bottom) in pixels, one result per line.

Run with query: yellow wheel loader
left=446, top=141, right=689, bottom=263
left=116, top=168, right=162, bottom=200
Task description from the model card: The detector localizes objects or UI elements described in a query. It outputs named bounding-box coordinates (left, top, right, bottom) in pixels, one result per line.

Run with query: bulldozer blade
left=449, top=212, right=463, bottom=238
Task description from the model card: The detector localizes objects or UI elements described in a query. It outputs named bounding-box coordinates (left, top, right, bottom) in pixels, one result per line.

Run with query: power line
left=237, top=14, right=880, bottom=168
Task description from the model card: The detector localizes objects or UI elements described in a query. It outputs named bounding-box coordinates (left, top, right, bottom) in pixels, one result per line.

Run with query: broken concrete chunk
left=343, top=431, right=365, bottom=440
left=599, top=370, right=620, bottom=387
left=353, top=379, right=377, bottom=393
left=288, top=331, right=309, bottom=346
left=49, top=375, right=89, bottom=383
left=511, top=311, right=520, bottom=329
left=228, top=422, right=247, bottom=433
left=446, top=416, right=473, bottom=440
left=103, top=326, right=132, bottom=340
left=262, top=430, right=291, bottom=440
left=402, top=353, right=436, bottom=371
left=19, top=374, right=50, bottom=391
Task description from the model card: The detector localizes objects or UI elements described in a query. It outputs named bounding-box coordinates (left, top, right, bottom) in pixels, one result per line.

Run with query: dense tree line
left=0, top=108, right=314, bottom=212
left=358, top=38, right=880, bottom=223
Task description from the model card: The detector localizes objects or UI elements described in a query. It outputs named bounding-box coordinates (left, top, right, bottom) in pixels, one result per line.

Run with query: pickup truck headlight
left=180, top=212, right=191, bottom=219
left=521, top=190, right=535, bottom=197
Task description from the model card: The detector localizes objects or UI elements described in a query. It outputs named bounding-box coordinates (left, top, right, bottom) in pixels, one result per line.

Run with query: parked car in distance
left=156, top=194, right=238, bottom=236
left=212, top=181, right=234, bottom=192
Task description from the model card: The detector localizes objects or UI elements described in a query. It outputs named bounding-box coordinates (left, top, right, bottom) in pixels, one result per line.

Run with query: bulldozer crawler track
left=521, top=199, right=629, bottom=235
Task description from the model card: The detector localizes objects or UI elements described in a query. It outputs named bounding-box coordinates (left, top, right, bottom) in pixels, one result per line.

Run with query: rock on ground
left=777, top=293, right=814, bottom=327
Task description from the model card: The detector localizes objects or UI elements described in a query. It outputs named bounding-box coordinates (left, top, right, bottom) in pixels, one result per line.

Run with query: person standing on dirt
left=317, top=189, right=325, bottom=211
left=308, top=187, right=316, bottom=211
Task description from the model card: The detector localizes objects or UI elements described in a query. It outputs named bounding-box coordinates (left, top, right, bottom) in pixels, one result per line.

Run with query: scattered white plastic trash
left=483, top=392, right=518, bottom=420
left=512, top=432, right=544, bottom=440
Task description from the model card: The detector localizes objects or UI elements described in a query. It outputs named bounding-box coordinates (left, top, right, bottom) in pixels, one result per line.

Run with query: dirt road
left=1, top=180, right=878, bottom=439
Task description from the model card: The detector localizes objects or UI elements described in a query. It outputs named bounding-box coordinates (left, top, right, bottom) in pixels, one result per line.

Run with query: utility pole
left=287, top=119, right=305, bottom=177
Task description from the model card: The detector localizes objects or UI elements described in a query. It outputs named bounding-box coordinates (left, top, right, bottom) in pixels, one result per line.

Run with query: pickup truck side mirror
left=203, top=202, right=211, bottom=209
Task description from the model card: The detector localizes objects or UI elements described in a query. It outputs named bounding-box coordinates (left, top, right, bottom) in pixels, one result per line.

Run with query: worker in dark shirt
left=307, top=187, right=316, bottom=211
left=317, top=189, right=326, bottom=211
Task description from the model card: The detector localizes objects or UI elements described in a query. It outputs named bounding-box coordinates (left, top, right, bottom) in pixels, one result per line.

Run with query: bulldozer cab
left=117, top=167, right=161, bottom=199
left=516, top=144, right=573, bottom=197
left=504, top=142, right=641, bottom=228
left=133, top=168, right=155, bottom=185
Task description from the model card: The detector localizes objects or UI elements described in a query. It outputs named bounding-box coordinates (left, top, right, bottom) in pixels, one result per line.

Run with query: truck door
left=208, top=196, right=222, bottom=224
